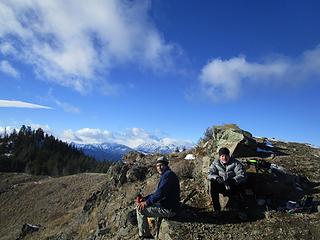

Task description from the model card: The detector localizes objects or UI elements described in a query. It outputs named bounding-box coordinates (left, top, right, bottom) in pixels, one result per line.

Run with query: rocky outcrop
left=195, top=124, right=258, bottom=180
left=122, top=151, right=145, bottom=164
left=201, top=124, right=257, bottom=158
left=126, top=166, right=148, bottom=182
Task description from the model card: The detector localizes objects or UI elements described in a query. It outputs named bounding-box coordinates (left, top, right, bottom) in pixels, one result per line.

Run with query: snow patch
left=184, top=154, right=195, bottom=160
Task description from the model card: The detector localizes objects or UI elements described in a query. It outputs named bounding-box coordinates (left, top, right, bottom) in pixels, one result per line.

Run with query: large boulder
left=198, top=125, right=256, bottom=162
left=212, top=124, right=257, bottom=158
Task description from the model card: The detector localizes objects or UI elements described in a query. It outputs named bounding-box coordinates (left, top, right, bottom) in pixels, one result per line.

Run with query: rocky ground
left=157, top=137, right=320, bottom=240
left=0, top=173, right=107, bottom=240
left=0, top=125, right=320, bottom=240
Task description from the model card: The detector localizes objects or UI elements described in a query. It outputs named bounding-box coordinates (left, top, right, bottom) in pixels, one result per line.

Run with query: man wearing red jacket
left=136, top=156, right=180, bottom=239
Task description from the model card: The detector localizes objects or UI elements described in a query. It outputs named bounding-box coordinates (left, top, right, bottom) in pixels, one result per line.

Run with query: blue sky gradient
left=0, top=0, right=319, bottom=147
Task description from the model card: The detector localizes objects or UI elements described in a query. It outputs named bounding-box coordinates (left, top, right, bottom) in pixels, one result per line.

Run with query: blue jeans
left=136, top=204, right=176, bottom=237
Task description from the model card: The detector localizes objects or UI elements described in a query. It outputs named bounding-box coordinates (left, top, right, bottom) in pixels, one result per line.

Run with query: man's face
left=219, top=154, right=230, bottom=164
left=156, top=162, right=167, bottom=175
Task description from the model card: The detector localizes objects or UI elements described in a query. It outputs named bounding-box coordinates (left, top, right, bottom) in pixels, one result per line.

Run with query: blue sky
left=0, top=0, right=320, bottom=147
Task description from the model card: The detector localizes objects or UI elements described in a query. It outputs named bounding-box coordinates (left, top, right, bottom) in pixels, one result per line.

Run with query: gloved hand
left=135, top=194, right=143, bottom=204
left=215, top=177, right=224, bottom=184
left=225, top=178, right=236, bottom=186
left=220, top=172, right=227, bottom=180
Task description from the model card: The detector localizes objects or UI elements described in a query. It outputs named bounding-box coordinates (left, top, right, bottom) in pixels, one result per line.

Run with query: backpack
left=127, top=209, right=138, bottom=226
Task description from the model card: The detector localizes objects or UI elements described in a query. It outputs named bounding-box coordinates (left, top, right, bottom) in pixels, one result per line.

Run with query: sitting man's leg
left=210, top=180, right=225, bottom=212
left=136, top=205, right=176, bottom=238
left=226, top=182, right=247, bottom=210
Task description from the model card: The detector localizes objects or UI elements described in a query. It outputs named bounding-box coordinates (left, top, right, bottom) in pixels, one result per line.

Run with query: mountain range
left=74, top=142, right=194, bottom=161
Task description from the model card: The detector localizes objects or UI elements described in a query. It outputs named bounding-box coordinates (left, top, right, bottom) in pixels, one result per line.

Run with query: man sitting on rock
left=136, top=156, right=180, bottom=239
left=208, top=147, right=247, bottom=216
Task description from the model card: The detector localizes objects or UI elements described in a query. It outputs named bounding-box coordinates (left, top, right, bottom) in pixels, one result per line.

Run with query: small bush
left=172, top=160, right=195, bottom=179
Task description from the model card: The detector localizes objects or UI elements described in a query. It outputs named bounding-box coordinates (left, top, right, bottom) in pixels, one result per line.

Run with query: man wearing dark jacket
left=208, top=147, right=247, bottom=215
left=136, top=156, right=180, bottom=239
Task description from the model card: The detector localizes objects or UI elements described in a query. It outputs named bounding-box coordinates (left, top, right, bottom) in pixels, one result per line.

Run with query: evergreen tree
left=0, top=125, right=111, bottom=176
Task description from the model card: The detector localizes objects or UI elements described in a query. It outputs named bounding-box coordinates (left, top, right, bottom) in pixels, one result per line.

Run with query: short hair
left=218, top=147, right=230, bottom=156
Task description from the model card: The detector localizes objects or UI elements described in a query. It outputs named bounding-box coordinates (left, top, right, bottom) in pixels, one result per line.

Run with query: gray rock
left=212, top=125, right=257, bottom=158
left=126, top=166, right=148, bottom=182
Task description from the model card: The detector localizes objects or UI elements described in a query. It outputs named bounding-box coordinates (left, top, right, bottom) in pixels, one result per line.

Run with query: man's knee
left=136, top=207, right=146, bottom=217
left=210, top=181, right=224, bottom=194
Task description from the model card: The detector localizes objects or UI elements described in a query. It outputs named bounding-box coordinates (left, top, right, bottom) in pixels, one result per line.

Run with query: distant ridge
left=135, top=142, right=193, bottom=154
left=73, top=142, right=134, bottom=161
left=74, top=141, right=194, bottom=161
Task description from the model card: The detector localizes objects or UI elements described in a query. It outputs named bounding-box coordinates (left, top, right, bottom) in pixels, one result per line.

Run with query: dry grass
left=171, top=159, right=195, bottom=179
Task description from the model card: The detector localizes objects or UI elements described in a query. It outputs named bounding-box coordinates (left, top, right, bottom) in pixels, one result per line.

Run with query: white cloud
left=43, top=89, right=80, bottom=113
left=0, top=42, right=17, bottom=55
left=0, top=60, right=19, bottom=77
left=52, top=99, right=80, bottom=114
left=60, top=127, right=192, bottom=148
left=199, top=45, right=320, bottom=101
left=117, top=128, right=161, bottom=148
left=1, top=123, right=193, bottom=148
left=61, top=128, right=113, bottom=144
left=0, top=0, right=177, bottom=93
left=0, top=99, right=52, bottom=109
left=28, top=123, right=52, bottom=133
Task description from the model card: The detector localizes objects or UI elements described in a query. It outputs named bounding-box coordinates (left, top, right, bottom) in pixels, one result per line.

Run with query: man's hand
left=225, top=178, right=236, bottom=186
left=137, top=201, right=147, bottom=211
left=220, top=172, right=227, bottom=180
left=135, top=194, right=143, bottom=204
left=215, top=177, right=224, bottom=184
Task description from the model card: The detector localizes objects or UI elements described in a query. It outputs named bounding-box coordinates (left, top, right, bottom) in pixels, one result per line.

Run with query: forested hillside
left=0, top=125, right=111, bottom=176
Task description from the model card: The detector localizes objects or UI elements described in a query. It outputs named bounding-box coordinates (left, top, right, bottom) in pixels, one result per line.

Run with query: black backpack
left=127, top=209, right=138, bottom=226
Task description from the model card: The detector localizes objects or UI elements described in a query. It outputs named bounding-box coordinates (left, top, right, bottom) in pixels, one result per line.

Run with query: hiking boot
left=139, top=234, right=154, bottom=239
left=211, top=210, right=221, bottom=217
left=237, top=211, right=248, bottom=221
left=222, top=206, right=232, bottom=211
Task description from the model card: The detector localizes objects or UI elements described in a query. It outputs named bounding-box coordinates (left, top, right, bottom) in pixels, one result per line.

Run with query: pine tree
left=1, top=125, right=112, bottom=176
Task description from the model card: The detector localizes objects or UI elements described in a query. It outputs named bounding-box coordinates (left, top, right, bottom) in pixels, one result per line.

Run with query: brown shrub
left=171, top=159, right=195, bottom=179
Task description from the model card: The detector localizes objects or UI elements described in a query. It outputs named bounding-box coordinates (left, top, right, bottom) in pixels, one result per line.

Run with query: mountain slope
left=1, top=138, right=319, bottom=240
left=75, top=142, right=194, bottom=161
left=135, top=142, right=193, bottom=154
left=74, top=142, right=134, bottom=161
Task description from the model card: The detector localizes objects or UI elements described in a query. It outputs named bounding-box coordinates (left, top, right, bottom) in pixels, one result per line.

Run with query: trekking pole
left=182, top=189, right=198, bottom=204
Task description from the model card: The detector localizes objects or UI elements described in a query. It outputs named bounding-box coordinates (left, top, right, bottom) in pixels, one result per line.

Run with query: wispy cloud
left=199, top=45, right=320, bottom=101
left=0, top=0, right=178, bottom=93
left=0, top=42, right=17, bottom=55
left=0, top=60, right=19, bottom=78
left=0, top=100, right=52, bottom=109
left=41, top=89, right=80, bottom=113
left=54, top=100, right=80, bottom=114
left=60, top=127, right=193, bottom=148
left=0, top=124, right=193, bottom=147
left=61, top=128, right=113, bottom=144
